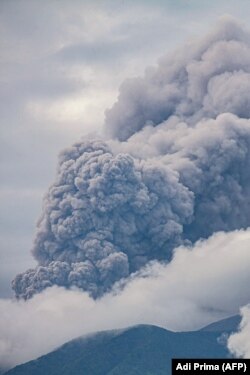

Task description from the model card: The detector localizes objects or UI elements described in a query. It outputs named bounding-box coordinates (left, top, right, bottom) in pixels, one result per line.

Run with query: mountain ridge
left=4, top=315, right=240, bottom=375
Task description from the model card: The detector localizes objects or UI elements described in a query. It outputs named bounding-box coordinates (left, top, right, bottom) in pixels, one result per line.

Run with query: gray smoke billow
left=13, top=141, right=193, bottom=298
left=12, top=17, right=250, bottom=299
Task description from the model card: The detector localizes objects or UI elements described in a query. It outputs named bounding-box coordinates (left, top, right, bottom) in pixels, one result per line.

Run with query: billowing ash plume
left=105, top=18, right=250, bottom=141
left=13, top=140, right=193, bottom=299
left=113, top=113, right=250, bottom=242
left=12, top=17, right=250, bottom=299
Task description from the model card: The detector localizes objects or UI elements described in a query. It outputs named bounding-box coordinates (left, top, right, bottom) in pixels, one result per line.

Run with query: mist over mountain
left=4, top=316, right=239, bottom=375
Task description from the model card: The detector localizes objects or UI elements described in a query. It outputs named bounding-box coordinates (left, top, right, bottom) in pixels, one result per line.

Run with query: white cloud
left=1, top=228, right=250, bottom=369
left=228, top=304, right=250, bottom=358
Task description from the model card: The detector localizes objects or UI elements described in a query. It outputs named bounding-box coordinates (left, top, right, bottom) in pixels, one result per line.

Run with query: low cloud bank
left=1, top=228, right=250, bottom=369
left=228, top=304, right=250, bottom=358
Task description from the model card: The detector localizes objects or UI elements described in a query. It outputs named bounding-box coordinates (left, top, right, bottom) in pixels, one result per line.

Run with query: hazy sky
left=1, top=0, right=250, bottom=297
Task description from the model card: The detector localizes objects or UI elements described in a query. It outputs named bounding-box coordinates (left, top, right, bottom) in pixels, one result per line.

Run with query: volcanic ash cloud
left=12, top=17, right=250, bottom=299
left=12, top=140, right=193, bottom=299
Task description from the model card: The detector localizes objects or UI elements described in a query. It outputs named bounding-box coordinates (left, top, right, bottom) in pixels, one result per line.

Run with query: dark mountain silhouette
left=4, top=315, right=240, bottom=375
